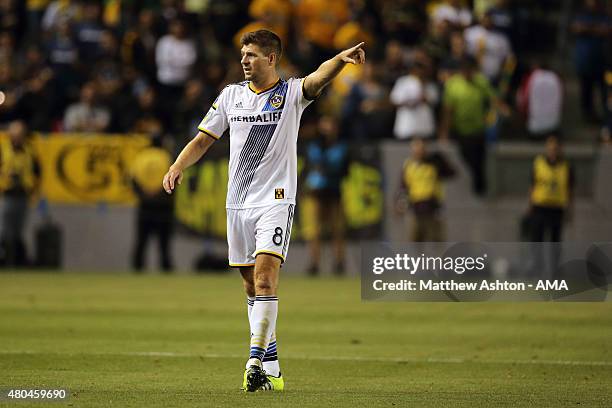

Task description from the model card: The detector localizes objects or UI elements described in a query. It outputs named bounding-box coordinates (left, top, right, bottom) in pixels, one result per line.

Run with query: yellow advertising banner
left=0, top=133, right=384, bottom=238
left=0, top=133, right=151, bottom=205
left=39, top=134, right=150, bottom=204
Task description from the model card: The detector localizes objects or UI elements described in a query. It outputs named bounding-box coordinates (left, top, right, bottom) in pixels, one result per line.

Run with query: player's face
left=240, top=44, right=273, bottom=82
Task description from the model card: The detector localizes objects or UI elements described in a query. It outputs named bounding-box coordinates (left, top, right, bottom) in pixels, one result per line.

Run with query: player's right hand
left=162, top=167, right=183, bottom=194
left=338, top=42, right=366, bottom=65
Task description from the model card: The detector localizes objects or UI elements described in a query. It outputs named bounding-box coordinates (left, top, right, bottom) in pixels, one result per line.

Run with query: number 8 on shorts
left=227, top=204, right=295, bottom=266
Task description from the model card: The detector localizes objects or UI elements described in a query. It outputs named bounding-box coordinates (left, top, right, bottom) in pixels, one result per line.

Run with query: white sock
left=247, top=296, right=255, bottom=325
left=262, top=335, right=280, bottom=377
left=246, top=296, right=281, bottom=376
left=248, top=295, right=278, bottom=365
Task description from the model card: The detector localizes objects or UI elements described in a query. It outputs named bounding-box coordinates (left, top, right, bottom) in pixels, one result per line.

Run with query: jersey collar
left=248, top=78, right=281, bottom=95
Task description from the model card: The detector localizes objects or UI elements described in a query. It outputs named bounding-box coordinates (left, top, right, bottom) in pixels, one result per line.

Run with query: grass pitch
left=0, top=272, right=611, bottom=407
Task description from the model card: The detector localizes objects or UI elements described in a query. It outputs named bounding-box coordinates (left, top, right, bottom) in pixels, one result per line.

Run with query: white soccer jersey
left=198, top=78, right=313, bottom=209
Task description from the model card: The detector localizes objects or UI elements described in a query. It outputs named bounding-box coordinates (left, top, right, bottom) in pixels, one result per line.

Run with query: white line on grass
left=2, top=350, right=612, bottom=367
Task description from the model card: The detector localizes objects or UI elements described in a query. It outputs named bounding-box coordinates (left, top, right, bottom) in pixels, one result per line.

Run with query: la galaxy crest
left=270, top=93, right=284, bottom=109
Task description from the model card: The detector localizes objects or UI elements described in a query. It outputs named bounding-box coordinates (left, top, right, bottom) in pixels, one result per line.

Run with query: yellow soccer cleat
left=241, top=369, right=248, bottom=391
left=260, top=373, right=284, bottom=391
left=242, top=369, right=284, bottom=392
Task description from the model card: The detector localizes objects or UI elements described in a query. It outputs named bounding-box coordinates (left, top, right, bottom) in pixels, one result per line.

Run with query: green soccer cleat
left=242, top=369, right=284, bottom=392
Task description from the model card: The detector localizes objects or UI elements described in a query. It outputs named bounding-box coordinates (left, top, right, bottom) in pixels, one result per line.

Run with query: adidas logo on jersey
left=234, top=101, right=244, bottom=109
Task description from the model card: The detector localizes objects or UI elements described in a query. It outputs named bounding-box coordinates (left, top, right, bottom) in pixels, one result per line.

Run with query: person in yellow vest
left=395, top=138, right=455, bottom=242
left=529, top=135, right=574, bottom=242
left=0, top=121, right=41, bottom=267
left=130, top=136, right=174, bottom=272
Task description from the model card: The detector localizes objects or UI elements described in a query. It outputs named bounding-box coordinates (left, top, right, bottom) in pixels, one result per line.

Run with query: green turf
left=0, top=272, right=611, bottom=407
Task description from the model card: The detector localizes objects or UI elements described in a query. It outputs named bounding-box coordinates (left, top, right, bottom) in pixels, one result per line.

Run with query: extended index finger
left=349, top=42, right=365, bottom=52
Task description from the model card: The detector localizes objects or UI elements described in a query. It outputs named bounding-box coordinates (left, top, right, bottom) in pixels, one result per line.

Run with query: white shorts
left=227, top=204, right=295, bottom=267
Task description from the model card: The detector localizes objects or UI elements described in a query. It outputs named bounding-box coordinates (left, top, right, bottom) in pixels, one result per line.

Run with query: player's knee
left=254, top=274, right=276, bottom=294
left=254, top=279, right=275, bottom=293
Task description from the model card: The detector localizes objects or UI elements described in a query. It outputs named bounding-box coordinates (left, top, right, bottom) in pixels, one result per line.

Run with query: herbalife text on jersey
left=230, top=111, right=282, bottom=123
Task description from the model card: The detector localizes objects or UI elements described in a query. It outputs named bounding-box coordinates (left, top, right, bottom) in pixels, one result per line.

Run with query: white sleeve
left=197, top=87, right=230, bottom=140
left=289, top=78, right=314, bottom=110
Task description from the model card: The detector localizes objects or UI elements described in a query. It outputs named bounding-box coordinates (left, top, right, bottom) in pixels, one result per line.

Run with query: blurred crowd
left=0, top=0, right=611, bottom=271
left=0, top=0, right=609, bottom=145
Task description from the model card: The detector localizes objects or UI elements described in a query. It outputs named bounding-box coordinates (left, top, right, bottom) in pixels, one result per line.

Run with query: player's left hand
left=338, top=42, right=366, bottom=65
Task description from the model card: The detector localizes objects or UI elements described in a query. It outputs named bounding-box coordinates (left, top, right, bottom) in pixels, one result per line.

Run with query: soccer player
left=162, top=30, right=365, bottom=392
